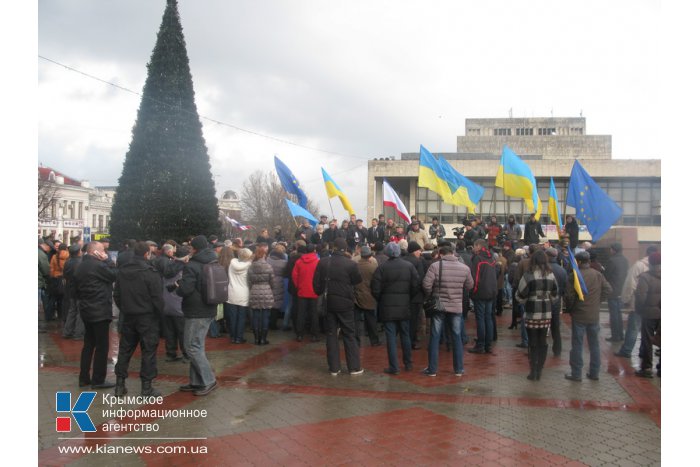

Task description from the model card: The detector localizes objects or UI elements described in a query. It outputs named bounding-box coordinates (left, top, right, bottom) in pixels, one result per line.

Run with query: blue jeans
left=251, top=309, right=270, bottom=335
left=473, top=299, right=494, bottom=351
left=384, top=320, right=411, bottom=372
left=608, top=297, right=624, bottom=340
left=618, top=312, right=641, bottom=356
left=427, top=312, right=463, bottom=374
left=184, top=317, right=216, bottom=387
left=224, top=304, right=248, bottom=342
left=569, top=321, right=601, bottom=378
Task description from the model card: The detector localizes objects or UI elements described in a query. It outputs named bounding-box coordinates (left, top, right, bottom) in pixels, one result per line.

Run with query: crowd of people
left=37, top=212, right=661, bottom=397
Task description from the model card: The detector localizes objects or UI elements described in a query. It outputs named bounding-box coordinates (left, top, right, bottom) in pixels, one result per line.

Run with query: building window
left=537, top=128, right=556, bottom=135
left=494, top=128, right=511, bottom=136
left=92, top=214, right=97, bottom=228
left=570, top=127, right=583, bottom=135
left=78, top=202, right=83, bottom=220
left=106, top=216, right=110, bottom=230
left=467, top=129, right=481, bottom=136
left=516, top=128, right=533, bottom=136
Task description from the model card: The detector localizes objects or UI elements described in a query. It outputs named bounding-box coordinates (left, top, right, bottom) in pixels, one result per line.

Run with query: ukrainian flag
left=418, top=145, right=453, bottom=202
left=437, top=156, right=484, bottom=213
left=548, top=177, right=562, bottom=230
left=321, top=168, right=355, bottom=215
left=568, top=245, right=589, bottom=301
left=495, top=145, right=542, bottom=219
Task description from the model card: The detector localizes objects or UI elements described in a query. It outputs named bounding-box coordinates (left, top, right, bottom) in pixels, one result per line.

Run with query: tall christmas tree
left=110, top=0, right=220, bottom=243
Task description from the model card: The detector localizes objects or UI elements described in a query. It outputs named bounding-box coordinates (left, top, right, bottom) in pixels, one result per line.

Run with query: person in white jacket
left=614, top=245, right=658, bottom=358
left=225, top=248, right=252, bottom=344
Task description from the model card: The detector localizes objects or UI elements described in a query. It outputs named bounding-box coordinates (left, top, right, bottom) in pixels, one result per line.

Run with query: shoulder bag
left=423, top=260, right=446, bottom=318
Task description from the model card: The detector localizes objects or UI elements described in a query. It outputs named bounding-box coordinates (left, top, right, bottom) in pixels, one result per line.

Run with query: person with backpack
left=468, top=239, right=499, bottom=354
left=175, top=235, right=218, bottom=396
left=248, top=246, right=275, bottom=345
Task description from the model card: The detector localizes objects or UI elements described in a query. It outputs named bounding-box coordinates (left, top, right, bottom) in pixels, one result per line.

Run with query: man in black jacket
left=313, top=238, right=364, bottom=375
left=523, top=214, right=545, bottom=246
left=604, top=242, right=629, bottom=343
left=402, top=241, right=426, bottom=350
left=468, top=239, right=498, bottom=354
left=175, top=235, right=218, bottom=396
left=366, top=218, right=384, bottom=247
left=372, top=242, right=419, bottom=374
left=74, top=241, right=117, bottom=389
left=113, top=242, right=164, bottom=396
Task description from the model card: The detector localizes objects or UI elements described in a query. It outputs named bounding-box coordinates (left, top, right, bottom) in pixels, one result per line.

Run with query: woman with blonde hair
left=226, top=248, right=252, bottom=344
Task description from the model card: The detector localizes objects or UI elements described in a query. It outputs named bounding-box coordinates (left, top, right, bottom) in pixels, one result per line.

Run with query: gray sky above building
left=38, top=0, right=661, bottom=219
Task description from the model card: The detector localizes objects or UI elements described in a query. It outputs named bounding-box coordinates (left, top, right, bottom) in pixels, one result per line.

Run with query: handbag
left=423, top=260, right=446, bottom=318
left=317, top=258, right=332, bottom=318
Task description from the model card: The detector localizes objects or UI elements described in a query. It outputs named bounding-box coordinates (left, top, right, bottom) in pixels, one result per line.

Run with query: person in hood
left=564, top=215, right=579, bottom=249
left=226, top=248, right=253, bottom=344
left=292, top=244, right=321, bottom=342
left=113, top=242, right=164, bottom=397
left=468, top=239, right=499, bottom=355
left=175, top=235, right=218, bottom=396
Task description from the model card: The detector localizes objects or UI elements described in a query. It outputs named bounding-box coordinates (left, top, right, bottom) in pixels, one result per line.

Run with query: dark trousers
left=640, top=318, right=661, bottom=370
left=163, top=314, right=187, bottom=358
left=115, top=314, right=160, bottom=382
left=325, top=309, right=361, bottom=372
left=409, top=302, right=422, bottom=345
left=354, top=306, right=380, bottom=346
left=510, top=289, right=519, bottom=328
left=269, top=308, right=281, bottom=330
left=496, top=289, right=504, bottom=315
left=80, top=319, right=111, bottom=385
left=297, top=297, right=320, bottom=338
left=551, top=306, right=562, bottom=356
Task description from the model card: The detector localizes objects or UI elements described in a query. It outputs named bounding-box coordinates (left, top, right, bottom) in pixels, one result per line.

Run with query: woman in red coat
left=292, top=244, right=320, bottom=342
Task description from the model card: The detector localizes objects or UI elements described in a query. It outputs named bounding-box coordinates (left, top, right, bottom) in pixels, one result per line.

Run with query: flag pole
left=327, top=198, right=336, bottom=221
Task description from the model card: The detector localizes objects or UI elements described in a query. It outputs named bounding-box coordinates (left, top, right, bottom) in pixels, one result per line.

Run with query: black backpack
left=201, top=261, right=228, bottom=305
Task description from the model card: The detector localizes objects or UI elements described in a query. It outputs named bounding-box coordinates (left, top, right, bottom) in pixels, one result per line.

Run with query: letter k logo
left=56, top=392, right=96, bottom=432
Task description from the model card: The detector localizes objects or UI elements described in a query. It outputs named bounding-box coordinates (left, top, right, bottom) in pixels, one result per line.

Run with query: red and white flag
left=382, top=179, right=411, bottom=223
left=225, top=216, right=250, bottom=231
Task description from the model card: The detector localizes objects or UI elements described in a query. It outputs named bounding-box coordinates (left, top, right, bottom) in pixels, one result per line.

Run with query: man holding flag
left=563, top=251, right=612, bottom=382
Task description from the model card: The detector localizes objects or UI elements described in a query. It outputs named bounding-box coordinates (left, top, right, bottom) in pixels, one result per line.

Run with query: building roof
left=38, top=167, right=83, bottom=187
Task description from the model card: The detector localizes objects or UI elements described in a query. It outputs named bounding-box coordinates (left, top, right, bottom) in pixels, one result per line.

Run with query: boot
left=260, top=330, right=269, bottom=345
left=527, top=345, right=538, bottom=380
left=114, top=377, right=128, bottom=396
left=141, top=380, right=161, bottom=397
left=253, top=328, right=260, bottom=345
left=536, top=344, right=548, bottom=381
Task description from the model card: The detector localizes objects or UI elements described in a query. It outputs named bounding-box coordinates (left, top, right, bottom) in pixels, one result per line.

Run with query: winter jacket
left=248, top=259, right=275, bottom=309
left=153, top=255, right=185, bottom=279
left=283, top=251, right=303, bottom=294
left=367, top=225, right=385, bottom=245
left=348, top=225, right=368, bottom=249
left=114, top=257, right=164, bottom=316
left=402, top=254, right=426, bottom=304
left=516, top=269, right=558, bottom=321
left=63, top=256, right=82, bottom=300
left=292, top=253, right=320, bottom=299
left=635, top=266, right=661, bottom=319
left=504, top=222, right=522, bottom=242
left=371, top=257, right=419, bottom=322
left=50, top=250, right=69, bottom=278
left=407, top=229, right=431, bottom=248
left=117, top=249, right=134, bottom=268
left=565, top=219, right=579, bottom=249
left=549, top=258, right=568, bottom=310
left=428, top=224, right=446, bottom=241
left=313, top=252, right=362, bottom=314
left=227, top=258, right=251, bottom=307
left=470, top=248, right=498, bottom=301
left=496, top=255, right=508, bottom=289
left=422, top=255, right=474, bottom=314
left=163, top=271, right=184, bottom=317
left=74, top=254, right=117, bottom=323
left=322, top=227, right=344, bottom=244
left=38, top=248, right=50, bottom=289
left=176, top=248, right=218, bottom=319
left=604, top=253, right=629, bottom=298
left=355, top=258, right=378, bottom=310
left=523, top=220, right=545, bottom=245
left=487, top=223, right=502, bottom=247
left=621, top=256, right=650, bottom=310
left=565, top=264, right=612, bottom=324
left=267, top=254, right=287, bottom=309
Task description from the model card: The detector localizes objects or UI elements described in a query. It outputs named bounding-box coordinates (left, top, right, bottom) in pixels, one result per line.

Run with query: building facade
left=367, top=117, right=661, bottom=243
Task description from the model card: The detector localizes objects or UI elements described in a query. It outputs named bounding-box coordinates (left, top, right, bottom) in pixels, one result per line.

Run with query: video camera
left=452, top=226, right=465, bottom=239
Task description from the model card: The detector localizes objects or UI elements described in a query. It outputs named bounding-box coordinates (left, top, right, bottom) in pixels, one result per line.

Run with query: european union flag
left=566, top=160, right=622, bottom=242
left=274, top=155, right=308, bottom=209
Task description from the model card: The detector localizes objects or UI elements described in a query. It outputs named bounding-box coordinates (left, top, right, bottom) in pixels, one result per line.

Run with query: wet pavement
left=38, top=308, right=660, bottom=466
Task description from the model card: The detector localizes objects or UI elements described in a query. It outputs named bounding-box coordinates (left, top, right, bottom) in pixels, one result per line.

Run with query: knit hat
left=333, top=238, right=348, bottom=251
left=191, top=235, right=208, bottom=251
left=649, top=252, right=661, bottom=266
left=397, top=239, right=408, bottom=251
left=360, top=246, right=372, bottom=257
left=385, top=242, right=401, bottom=258
left=373, top=241, right=385, bottom=252
left=407, top=241, right=422, bottom=254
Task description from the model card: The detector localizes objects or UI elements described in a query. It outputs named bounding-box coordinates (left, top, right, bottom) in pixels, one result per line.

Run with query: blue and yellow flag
left=566, top=160, right=623, bottom=243
left=548, top=177, right=562, bottom=230
left=568, top=245, right=589, bottom=301
left=274, top=155, right=308, bottom=209
left=495, top=145, right=542, bottom=219
left=418, top=145, right=453, bottom=202
left=321, top=168, right=355, bottom=215
left=437, top=156, right=485, bottom=213
left=285, top=199, right=318, bottom=227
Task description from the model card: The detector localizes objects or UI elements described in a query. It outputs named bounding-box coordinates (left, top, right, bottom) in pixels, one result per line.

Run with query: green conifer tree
left=110, top=0, right=219, bottom=243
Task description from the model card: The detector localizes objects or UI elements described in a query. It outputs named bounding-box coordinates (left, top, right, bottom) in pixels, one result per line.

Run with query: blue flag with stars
left=274, top=155, right=308, bottom=209
left=566, top=160, right=623, bottom=242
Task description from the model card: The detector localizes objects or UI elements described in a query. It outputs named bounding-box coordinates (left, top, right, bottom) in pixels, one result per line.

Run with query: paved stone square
left=38, top=310, right=660, bottom=466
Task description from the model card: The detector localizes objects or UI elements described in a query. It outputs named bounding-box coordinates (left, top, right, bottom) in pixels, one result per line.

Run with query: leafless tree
left=241, top=170, right=319, bottom=242
left=38, top=176, right=58, bottom=220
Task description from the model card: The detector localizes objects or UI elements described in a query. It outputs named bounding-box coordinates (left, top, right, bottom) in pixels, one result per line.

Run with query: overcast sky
left=38, top=0, right=662, bottom=219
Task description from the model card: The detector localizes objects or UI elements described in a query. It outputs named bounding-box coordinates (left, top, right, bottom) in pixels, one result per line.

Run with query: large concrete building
left=367, top=117, right=660, bottom=244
